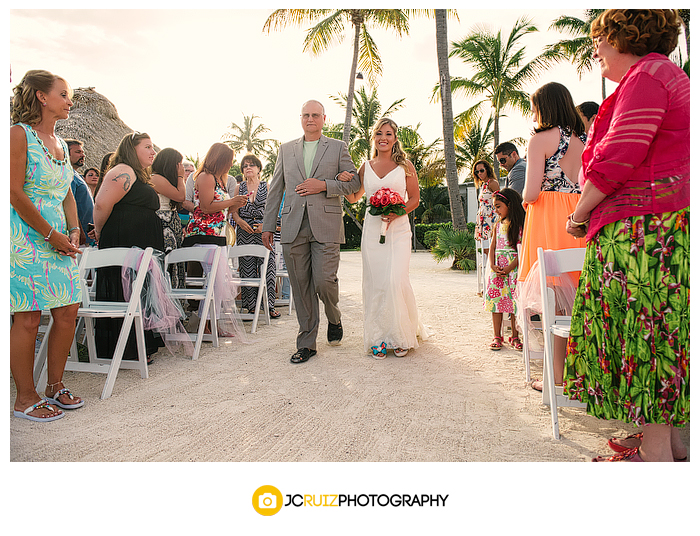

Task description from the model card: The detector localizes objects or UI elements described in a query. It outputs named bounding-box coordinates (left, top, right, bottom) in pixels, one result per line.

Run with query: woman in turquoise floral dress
left=10, top=70, right=84, bottom=422
left=564, top=10, right=689, bottom=462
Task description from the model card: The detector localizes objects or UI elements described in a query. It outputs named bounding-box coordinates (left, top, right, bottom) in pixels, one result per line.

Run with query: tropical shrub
left=430, top=225, right=476, bottom=272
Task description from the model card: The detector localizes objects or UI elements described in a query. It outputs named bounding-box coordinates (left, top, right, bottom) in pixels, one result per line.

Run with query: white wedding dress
left=361, top=162, right=430, bottom=353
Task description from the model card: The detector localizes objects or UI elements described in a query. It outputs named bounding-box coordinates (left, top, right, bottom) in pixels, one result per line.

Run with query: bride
left=342, top=117, right=430, bottom=358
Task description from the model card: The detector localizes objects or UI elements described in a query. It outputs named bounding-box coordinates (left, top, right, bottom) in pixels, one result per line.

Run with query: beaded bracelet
left=44, top=227, right=54, bottom=241
left=568, top=213, right=589, bottom=227
left=68, top=226, right=80, bottom=233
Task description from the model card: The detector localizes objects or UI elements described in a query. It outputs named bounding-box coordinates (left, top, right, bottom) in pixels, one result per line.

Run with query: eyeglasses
left=498, top=158, right=507, bottom=165
left=241, top=163, right=258, bottom=169
left=131, top=131, right=141, bottom=140
left=301, top=113, right=323, bottom=120
left=475, top=168, right=487, bottom=174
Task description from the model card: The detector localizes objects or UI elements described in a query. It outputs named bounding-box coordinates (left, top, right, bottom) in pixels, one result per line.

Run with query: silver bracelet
left=44, top=227, right=54, bottom=241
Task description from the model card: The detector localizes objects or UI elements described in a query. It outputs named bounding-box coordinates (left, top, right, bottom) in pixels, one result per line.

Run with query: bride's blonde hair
left=371, top=117, right=409, bottom=170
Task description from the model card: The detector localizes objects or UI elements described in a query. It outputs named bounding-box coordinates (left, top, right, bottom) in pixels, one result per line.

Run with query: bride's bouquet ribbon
left=368, top=187, right=407, bottom=244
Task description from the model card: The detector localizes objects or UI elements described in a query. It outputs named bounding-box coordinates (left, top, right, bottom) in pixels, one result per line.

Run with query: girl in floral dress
left=484, top=189, right=525, bottom=350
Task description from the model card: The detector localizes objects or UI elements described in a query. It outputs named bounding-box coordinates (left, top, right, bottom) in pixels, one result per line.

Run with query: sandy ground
left=9, top=250, right=690, bottom=462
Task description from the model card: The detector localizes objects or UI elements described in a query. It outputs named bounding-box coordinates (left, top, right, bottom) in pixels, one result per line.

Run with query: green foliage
left=399, top=124, right=444, bottom=188
left=455, top=114, right=494, bottom=176
left=416, top=184, right=451, bottom=223
left=222, top=113, right=276, bottom=166
left=414, top=222, right=451, bottom=248
left=422, top=229, right=441, bottom=249
left=341, top=214, right=362, bottom=250
left=331, top=86, right=405, bottom=166
left=184, top=154, right=201, bottom=169
left=430, top=225, right=476, bottom=272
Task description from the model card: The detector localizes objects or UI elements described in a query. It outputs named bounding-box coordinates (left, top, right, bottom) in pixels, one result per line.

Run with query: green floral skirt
left=563, top=209, right=689, bottom=427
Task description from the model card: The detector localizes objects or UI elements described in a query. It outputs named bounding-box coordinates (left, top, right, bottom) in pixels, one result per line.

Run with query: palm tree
left=263, top=9, right=416, bottom=145
left=546, top=10, right=606, bottom=99
left=260, top=140, right=280, bottom=180
left=184, top=154, right=201, bottom=169
left=331, top=86, right=405, bottom=165
left=454, top=114, right=495, bottom=179
left=435, top=8, right=467, bottom=232
left=398, top=124, right=444, bottom=188
left=416, top=184, right=451, bottom=224
left=437, top=16, right=560, bottom=177
left=222, top=113, right=272, bottom=157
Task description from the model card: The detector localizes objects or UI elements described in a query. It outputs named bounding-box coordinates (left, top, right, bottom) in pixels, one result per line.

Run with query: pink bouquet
left=368, top=187, right=406, bottom=243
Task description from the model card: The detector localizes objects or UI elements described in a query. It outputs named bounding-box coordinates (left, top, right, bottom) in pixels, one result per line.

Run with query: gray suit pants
left=282, top=211, right=341, bottom=351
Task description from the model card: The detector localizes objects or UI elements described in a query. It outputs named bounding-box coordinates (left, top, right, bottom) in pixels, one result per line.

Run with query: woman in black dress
left=93, top=132, right=165, bottom=361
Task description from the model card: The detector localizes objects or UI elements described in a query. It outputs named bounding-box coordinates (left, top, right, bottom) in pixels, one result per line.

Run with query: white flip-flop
left=45, top=387, right=85, bottom=410
left=13, top=400, right=65, bottom=422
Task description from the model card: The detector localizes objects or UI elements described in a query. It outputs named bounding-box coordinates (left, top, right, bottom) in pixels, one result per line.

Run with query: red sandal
left=489, top=336, right=503, bottom=351
left=592, top=447, right=644, bottom=462
left=608, top=432, right=643, bottom=453
left=508, top=336, right=523, bottom=351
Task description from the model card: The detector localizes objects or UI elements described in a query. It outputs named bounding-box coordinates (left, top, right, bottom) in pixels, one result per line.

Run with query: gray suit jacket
left=263, top=135, right=360, bottom=244
left=506, top=158, right=526, bottom=196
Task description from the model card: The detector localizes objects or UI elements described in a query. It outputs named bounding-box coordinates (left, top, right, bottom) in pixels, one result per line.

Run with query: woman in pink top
left=563, top=9, right=689, bottom=462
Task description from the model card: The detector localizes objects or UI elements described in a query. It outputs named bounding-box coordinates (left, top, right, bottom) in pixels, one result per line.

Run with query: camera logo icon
left=259, top=493, right=276, bottom=509
left=252, top=485, right=283, bottom=516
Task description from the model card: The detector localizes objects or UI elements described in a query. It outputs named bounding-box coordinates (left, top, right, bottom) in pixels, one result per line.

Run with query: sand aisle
left=9, top=250, right=690, bottom=462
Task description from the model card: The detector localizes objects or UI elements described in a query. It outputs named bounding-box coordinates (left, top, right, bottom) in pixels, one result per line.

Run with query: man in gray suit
left=494, top=141, right=526, bottom=196
left=262, top=100, right=361, bottom=364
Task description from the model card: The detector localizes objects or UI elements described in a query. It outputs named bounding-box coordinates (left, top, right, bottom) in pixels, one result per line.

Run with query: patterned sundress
left=184, top=180, right=228, bottom=238
left=474, top=185, right=497, bottom=242
left=518, top=127, right=587, bottom=283
left=10, top=123, right=81, bottom=312
left=564, top=210, right=689, bottom=426
left=235, top=180, right=276, bottom=312
left=156, top=192, right=185, bottom=289
left=483, top=219, right=519, bottom=314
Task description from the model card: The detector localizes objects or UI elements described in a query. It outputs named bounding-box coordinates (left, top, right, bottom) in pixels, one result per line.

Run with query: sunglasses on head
left=131, top=131, right=141, bottom=140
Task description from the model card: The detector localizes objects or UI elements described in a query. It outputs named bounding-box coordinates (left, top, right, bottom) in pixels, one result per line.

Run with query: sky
left=7, top=4, right=651, bottom=176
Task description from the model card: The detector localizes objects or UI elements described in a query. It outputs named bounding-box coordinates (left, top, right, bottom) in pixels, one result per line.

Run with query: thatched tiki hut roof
left=10, top=87, right=141, bottom=171
left=55, top=88, right=136, bottom=171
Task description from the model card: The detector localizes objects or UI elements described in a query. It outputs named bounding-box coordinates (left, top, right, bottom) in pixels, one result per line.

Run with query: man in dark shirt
left=65, top=139, right=95, bottom=245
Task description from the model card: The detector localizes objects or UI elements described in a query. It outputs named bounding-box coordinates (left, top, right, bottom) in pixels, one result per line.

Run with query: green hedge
left=342, top=219, right=476, bottom=250
left=415, top=222, right=475, bottom=249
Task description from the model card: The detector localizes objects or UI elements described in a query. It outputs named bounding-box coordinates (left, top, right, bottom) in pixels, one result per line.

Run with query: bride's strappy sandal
left=371, top=342, right=387, bottom=359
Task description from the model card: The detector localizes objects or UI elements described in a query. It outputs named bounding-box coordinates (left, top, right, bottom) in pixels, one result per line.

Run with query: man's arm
left=262, top=147, right=286, bottom=235
left=326, top=141, right=360, bottom=196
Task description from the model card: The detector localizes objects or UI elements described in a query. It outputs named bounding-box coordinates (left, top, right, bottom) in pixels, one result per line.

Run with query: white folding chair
left=164, top=245, right=221, bottom=360
left=274, top=247, right=294, bottom=315
left=477, top=237, right=490, bottom=297
left=522, top=311, right=543, bottom=383
left=36, top=247, right=154, bottom=400
left=537, top=246, right=587, bottom=439
left=228, top=244, right=271, bottom=333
